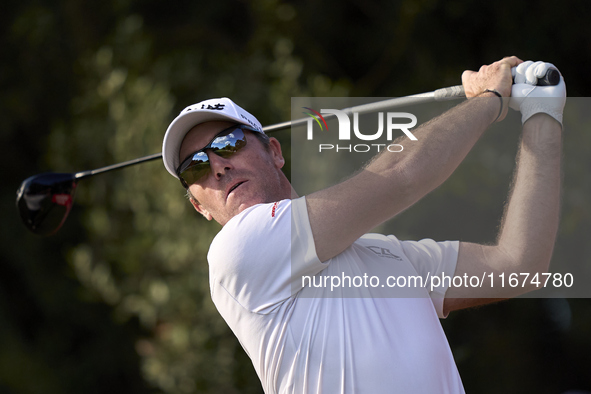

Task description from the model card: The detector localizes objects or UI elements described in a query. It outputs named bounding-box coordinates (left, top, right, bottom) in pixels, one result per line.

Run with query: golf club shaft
left=69, top=86, right=465, bottom=170
left=263, top=85, right=466, bottom=133
left=74, top=152, right=162, bottom=180
left=71, top=67, right=559, bottom=179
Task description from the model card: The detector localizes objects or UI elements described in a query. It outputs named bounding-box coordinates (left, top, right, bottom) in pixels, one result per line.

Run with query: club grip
left=536, top=68, right=560, bottom=86
left=433, top=85, right=465, bottom=100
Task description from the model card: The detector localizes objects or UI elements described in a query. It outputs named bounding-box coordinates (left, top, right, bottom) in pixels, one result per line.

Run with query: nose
left=206, top=150, right=234, bottom=180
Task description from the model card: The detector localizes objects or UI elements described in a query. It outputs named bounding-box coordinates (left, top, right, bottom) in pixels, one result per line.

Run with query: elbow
left=506, top=249, right=554, bottom=275
left=495, top=245, right=554, bottom=295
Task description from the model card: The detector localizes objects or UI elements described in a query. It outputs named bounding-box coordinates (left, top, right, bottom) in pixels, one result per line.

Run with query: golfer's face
left=179, top=121, right=286, bottom=225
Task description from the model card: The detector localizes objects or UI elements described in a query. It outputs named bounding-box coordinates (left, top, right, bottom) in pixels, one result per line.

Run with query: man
left=161, top=57, right=566, bottom=393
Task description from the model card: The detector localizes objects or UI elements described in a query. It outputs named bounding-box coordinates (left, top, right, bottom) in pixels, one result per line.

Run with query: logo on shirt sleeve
left=271, top=202, right=279, bottom=218
left=366, top=246, right=403, bottom=260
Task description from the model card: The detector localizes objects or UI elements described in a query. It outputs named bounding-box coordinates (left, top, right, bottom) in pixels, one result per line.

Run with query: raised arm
left=444, top=61, right=566, bottom=314
left=305, top=56, right=522, bottom=262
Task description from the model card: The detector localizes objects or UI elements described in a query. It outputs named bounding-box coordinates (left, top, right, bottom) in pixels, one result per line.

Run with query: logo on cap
left=240, top=114, right=261, bottom=130
left=201, top=103, right=225, bottom=110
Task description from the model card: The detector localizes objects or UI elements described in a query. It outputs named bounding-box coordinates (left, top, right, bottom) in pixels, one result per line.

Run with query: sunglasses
left=177, top=124, right=257, bottom=188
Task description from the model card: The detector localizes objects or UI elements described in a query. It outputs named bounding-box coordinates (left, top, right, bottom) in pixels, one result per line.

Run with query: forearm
left=497, top=113, right=562, bottom=272
left=444, top=61, right=565, bottom=310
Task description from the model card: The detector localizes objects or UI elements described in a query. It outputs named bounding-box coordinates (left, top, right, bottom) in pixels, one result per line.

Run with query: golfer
left=161, top=57, right=565, bottom=393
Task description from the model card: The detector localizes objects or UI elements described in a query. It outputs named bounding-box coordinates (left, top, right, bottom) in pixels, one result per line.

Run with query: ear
left=190, top=198, right=213, bottom=221
left=268, top=137, right=285, bottom=169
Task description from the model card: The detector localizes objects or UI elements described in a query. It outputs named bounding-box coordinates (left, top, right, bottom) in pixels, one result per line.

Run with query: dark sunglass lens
left=212, top=138, right=246, bottom=157
left=181, top=164, right=209, bottom=186
left=210, top=129, right=245, bottom=150
left=180, top=152, right=209, bottom=185
left=210, top=129, right=246, bottom=158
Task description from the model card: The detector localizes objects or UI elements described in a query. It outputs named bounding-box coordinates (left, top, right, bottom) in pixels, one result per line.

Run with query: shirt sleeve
left=208, top=197, right=327, bottom=314
left=394, top=237, right=460, bottom=318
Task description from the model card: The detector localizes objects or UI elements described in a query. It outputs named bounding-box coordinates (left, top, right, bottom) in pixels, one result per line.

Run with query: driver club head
left=16, top=172, right=78, bottom=236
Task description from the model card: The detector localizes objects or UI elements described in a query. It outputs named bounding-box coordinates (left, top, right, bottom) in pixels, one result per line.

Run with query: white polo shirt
left=208, top=197, right=465, bottom=394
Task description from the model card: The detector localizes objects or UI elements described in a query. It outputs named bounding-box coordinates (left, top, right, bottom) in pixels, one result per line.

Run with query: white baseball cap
left=162, top=97, right=264, bottom=179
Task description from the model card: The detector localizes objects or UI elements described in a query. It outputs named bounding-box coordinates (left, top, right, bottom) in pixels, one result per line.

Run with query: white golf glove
left=509, top=60, right=566, bottom=125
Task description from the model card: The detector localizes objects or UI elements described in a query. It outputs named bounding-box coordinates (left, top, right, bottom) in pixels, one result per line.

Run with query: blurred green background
left=2, top=0, right=591, bottom=393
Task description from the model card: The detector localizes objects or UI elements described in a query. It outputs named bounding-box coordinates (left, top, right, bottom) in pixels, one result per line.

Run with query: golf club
left=16, top=68, right=560, bottom=236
